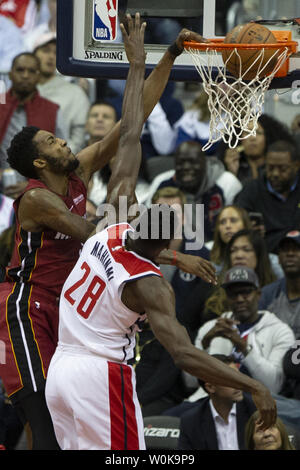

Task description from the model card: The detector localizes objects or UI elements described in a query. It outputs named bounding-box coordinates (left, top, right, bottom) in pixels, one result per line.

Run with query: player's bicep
left=20, top=189, right=93, bottom=241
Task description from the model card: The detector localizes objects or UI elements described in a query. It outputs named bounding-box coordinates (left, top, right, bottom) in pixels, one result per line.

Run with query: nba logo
left=93, top=0, right=118, bottom=41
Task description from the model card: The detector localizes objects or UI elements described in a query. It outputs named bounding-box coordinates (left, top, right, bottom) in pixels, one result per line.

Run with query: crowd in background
left=0, top=0, right=300, bottom=451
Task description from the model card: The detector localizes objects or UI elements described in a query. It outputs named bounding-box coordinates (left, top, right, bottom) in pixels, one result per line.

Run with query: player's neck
left=124, top=237, right=155, bottom=263
left=40, top=172, right=70, bottom=196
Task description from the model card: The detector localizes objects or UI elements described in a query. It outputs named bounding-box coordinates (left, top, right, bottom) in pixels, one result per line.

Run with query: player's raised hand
left=168, top=29, right=209, bottom=59
left=120, top=12, right=146, bottom=65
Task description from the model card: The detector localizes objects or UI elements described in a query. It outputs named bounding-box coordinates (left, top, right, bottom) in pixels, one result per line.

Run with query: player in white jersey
left=45, top=13, right=277, bottom=450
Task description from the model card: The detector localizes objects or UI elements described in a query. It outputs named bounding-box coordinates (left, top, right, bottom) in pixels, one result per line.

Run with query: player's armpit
left=18, top=188, right=95, bottom=242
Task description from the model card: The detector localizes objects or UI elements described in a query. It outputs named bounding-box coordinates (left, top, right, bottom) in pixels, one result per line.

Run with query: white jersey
left=58, top=223, right=162, bottom=363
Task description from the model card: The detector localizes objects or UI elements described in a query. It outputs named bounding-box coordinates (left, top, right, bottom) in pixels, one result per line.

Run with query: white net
left=185, top=45, right=289, bottom=150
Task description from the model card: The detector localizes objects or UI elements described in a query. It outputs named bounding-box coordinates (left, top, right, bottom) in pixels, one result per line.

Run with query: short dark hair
left=197, top=354, right=236, bottom=392
left=131, top=205, right=178, bottom=250
left=11, top=52, right=40, bottom=70
left=88, top=100, right=118, bottom=121
left=267, top=139, right=299, bottom=161
left=7, top=126, right=41, bottom=179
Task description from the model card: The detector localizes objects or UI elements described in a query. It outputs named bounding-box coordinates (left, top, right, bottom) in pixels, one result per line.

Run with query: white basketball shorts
left=45, top=347, right=145, bottom=450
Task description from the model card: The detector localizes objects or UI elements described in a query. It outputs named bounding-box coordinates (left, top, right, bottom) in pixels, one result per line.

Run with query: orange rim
left=183, top=38, right=298, bottom=54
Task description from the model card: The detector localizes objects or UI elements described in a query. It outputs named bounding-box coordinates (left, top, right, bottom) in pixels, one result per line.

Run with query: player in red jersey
left=45, top=14, right=276, bottom=450
left=0, top=19, right=215, bottom=449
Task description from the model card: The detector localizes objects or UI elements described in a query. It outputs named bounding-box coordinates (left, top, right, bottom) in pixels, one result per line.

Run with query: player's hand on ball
left=175, top=29, right=209, bottom=55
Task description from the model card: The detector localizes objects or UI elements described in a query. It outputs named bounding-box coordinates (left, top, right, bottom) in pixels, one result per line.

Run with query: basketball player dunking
left=0, top=20, right=215, bottom=450
left=45, top=14, right=276, bottom=451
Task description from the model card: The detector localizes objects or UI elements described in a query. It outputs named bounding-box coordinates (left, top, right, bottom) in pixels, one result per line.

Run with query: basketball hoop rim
left=183, top=38, right=298, bottom=54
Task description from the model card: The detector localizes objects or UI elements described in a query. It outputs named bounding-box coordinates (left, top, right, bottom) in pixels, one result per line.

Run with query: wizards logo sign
left=93, top=0, right=118, bottom=41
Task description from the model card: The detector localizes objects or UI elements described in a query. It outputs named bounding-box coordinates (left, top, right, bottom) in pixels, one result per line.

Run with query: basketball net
left=185, top=46, right=290, bottom=150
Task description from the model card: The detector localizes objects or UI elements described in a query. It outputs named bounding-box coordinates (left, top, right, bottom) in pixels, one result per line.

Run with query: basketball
left=222, top=23, right=278, bottom=80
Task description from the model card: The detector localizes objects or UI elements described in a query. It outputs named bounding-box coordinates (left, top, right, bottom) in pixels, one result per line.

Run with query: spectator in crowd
left=0, top=224, right=15, bottom=283
left=195, top=266, right=295, bottom=395
left=259, top=231, right=300, bottom=338
left=86, top=101, right=150, bottom=206
left=177, top=354, right=256, bottom=450
left=85, top=101, right=119, bottom=205
left=245, top=411, right=296, bottom=450
left=147, top=140, right=242, bottom=241
left=140, top=83, right=183, bottom=160
left=0, top=191, right=14, bottom=236
left=173, top=89, right=218, bottom=155
left=0, top=381, right=24, bottom=450
left=24, top=0, right=57, bottom=51
left=204, top=229, right=276, bottom=319
left=0, top=0, right=37, bottom=35
left=0, top=15, right=26, bottom=76
left=34, top=33, right=90, bottom=154
left=0, top=51, right=66, bottom=191
left=135, top=321, right=189, bottom=418
left=291, top=114, right=300, bottom=136
left=218, top=114, right=293, bottom=185
left=0, top=188, right=14, bottom=281
left=207, top=205, right=253, bottom=273
left=234, top=139, right=300, bottom=253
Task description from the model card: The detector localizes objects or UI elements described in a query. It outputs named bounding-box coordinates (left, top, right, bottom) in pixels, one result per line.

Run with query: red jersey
left=6, top=173, right=87, bottom=297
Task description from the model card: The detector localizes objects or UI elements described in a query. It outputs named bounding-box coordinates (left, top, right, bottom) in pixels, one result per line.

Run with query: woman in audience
left=207, top=205, right=252, bottom=273
left=218, top=113, right=293, bottom=185
left=205, top=229, right=276, bottom=319
left=245, top=411, right=295, bottom=450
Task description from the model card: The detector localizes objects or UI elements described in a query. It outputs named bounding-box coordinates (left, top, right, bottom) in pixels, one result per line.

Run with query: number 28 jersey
left=58, top=223, right=162, bottom=363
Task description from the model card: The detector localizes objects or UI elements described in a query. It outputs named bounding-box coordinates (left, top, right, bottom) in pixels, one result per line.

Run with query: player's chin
left=64, top=157, right=80, bottom=174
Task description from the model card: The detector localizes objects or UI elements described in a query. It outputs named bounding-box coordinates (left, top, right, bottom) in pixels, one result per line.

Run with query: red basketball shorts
left=0, top=282, right=59, bottom=403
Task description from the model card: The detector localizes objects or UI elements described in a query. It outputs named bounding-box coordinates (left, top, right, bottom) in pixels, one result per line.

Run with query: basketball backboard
left=56, top=0, right=300, bottom=88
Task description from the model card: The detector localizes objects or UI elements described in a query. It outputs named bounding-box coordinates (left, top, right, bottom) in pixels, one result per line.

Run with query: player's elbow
left=119, top=129, right=142, bottom=146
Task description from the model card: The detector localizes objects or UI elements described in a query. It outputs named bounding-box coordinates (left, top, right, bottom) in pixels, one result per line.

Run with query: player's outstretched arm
left=122, top=276, right=277, bottom=431
left=156, top=249, right=217, bottom=285
left=76, top=28, right=207, bottom=185
left=105, top=13, right=146, bottom=213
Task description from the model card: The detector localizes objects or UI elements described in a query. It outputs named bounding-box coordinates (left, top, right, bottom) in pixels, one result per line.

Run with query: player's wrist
left=167, top=42, right=183, bottom=59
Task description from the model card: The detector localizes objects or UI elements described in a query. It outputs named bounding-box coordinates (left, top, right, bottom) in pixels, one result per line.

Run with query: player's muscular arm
left=76, top=28, right=207, bottom=185
left=106, top=14, right=146, bottom=211
left=122, top=276, right=277, bottom=430
left=156, top=249, right=217, bottom=285
left=18, top=189, right=95, bottom=242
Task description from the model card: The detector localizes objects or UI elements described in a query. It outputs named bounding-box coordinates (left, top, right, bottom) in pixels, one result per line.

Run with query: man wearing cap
left=195, top=266, right=295, bottom=394
left=0, top=51, right=67, bottom=194
left=34, top=33, right=90, bottom=155
left=235, top=139, right=300, bottom=253
left=259, top=231, right=300, bottom=339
